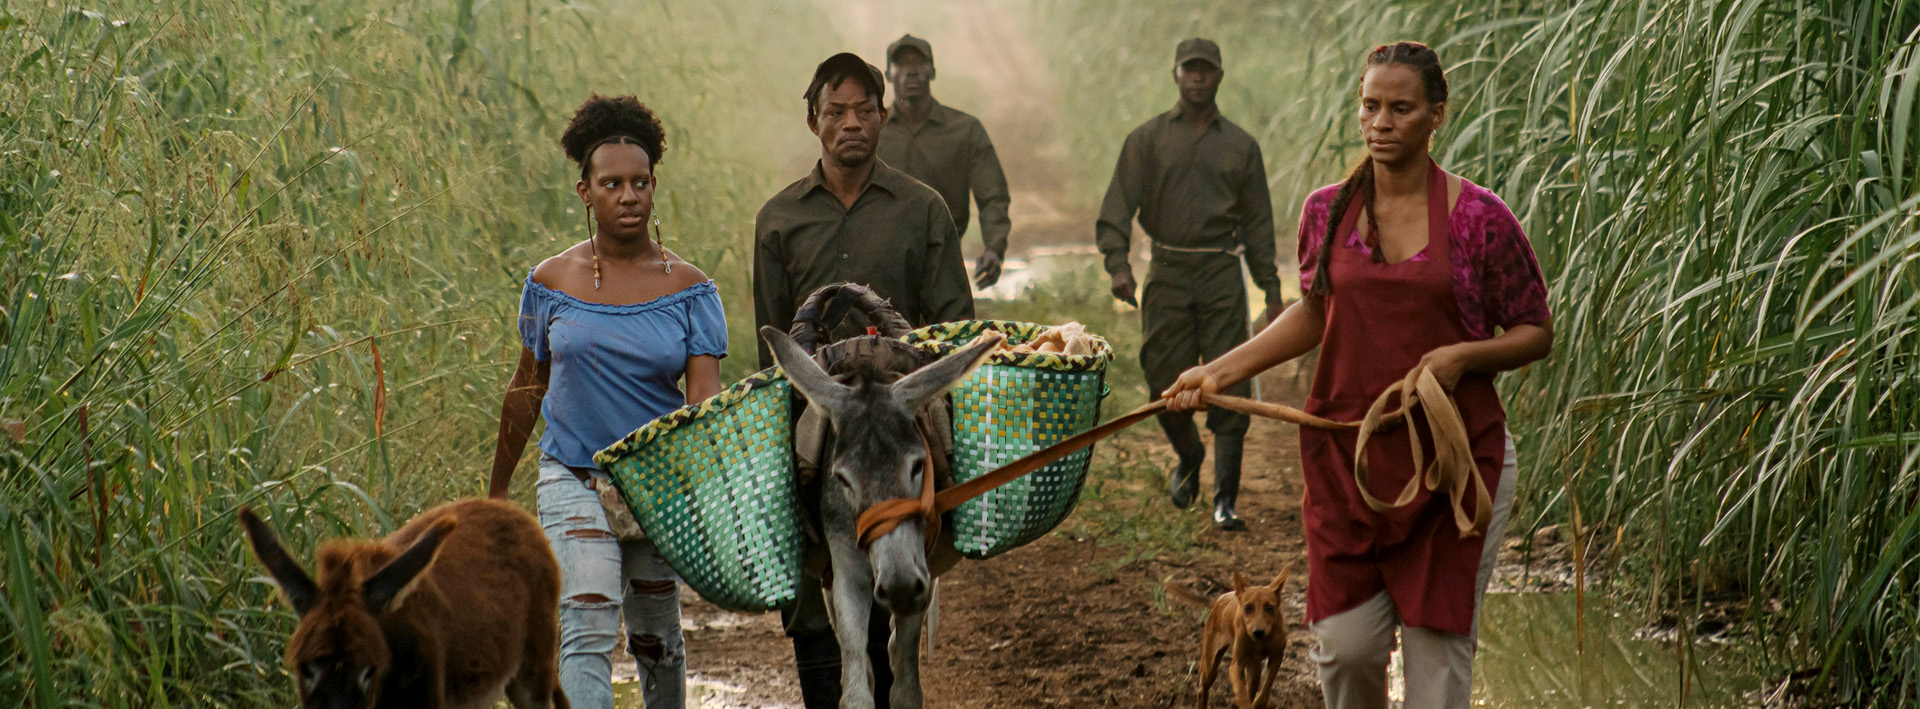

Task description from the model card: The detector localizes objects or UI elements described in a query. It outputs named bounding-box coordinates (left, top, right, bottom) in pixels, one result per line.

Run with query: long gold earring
left=589, top=206, right=601, bottom=289
left=654, top=213, right=671, bottom=275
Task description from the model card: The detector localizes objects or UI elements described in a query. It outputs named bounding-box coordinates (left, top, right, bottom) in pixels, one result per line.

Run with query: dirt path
left=913, top=373, right=1322, bottom=709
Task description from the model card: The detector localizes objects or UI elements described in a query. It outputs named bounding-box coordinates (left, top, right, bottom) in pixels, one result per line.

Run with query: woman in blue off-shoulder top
left=488, top=94, right=726, bottom=709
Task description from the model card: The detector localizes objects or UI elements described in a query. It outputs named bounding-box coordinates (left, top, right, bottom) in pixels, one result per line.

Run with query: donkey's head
left=238, top=508, right=457, bottom=709
left=763, top=326, right=1000, bottom=614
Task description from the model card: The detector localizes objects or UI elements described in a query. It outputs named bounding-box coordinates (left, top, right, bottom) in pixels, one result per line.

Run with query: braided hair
left=1308, top=42, right=1449, bottom=297
left=560, top=94, right=666, bottom=180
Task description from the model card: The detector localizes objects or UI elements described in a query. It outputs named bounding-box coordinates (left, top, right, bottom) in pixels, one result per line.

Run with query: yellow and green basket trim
left=902, top=320, right=1112, bottom=373
left=595, top=368, right=785, bottom=466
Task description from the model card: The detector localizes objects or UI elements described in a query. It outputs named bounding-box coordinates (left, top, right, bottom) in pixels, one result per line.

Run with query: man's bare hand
left=1110, top=271, right=1138, bottom=307
left=1256, top=298, right=1287, bottom=330
left=974, top=251, right=1004, bottom=289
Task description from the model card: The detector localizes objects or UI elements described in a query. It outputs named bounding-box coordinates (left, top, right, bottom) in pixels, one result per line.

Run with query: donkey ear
left=363, top=517, right=457, bottom=616
left=239, top=507, right=319, bottom=616
left=893, top=331, right=1004, bottom=410
left=763, top=326, right=851, bottom=411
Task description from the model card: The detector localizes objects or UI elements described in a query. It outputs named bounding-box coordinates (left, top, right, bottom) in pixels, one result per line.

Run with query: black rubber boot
left=1211, top=434, right=1246, bottom=531
left=1160, top=415, right=1206, bottom=509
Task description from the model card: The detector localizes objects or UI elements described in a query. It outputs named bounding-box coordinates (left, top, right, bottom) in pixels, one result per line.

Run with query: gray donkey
left=762, top=325, right=1003, bottom=709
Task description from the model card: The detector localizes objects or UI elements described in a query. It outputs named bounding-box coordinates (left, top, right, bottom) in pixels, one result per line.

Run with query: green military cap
left=887, top=34, right=934, bottom=65
left=1175, top=37, right=1222, bottom=70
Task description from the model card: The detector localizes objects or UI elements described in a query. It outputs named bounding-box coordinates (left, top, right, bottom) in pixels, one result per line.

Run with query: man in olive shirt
left=1097, top=38, right=1282, bottom=531
left=876, top=34, right=1013, bottom=288
left=754, top=52, right=974, bottom=709
left=754, top=53, right=975, bottom=370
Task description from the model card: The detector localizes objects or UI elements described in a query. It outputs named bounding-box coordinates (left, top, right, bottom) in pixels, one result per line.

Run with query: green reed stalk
left=0, top=0, right=835, bottom=703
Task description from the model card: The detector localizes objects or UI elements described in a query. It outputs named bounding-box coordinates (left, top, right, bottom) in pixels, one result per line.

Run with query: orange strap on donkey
left=855, top=365, right=1491, bottom=548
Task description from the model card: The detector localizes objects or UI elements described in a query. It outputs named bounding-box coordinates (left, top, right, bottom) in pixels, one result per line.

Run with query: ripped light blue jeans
left=537, top=453, right=685, bottom=709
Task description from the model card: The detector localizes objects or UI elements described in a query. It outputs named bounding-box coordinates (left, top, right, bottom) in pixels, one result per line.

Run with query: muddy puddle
left=1464, top=592, right=1774, bottom=707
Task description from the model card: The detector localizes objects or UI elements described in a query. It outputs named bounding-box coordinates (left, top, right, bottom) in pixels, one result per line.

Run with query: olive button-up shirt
left=1094, top=104, right=1281, bottom=298
left=753, top=159, right=976, bottom=367
left=877, top=99, right=1012, bottom=256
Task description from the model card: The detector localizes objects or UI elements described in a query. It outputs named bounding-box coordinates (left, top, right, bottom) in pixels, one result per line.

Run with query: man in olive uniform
left=1096, top=38, right=1282, bottom=531
left=876, top=34, right=1013, bottom=288
left=754, top=52, right=975, bottom=369
left=753, top=52, right=974, bottom=709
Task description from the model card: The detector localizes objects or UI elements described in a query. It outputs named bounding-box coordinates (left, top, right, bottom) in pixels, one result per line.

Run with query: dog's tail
left=1162, top=580, right=1212, bottom=610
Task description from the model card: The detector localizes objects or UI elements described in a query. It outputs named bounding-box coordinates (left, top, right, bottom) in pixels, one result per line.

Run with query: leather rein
left=853, top=365, right=1491, bottom=549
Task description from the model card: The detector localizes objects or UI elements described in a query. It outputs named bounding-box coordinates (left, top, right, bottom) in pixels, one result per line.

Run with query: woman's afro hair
left=560, top=94, right=666, bottom=178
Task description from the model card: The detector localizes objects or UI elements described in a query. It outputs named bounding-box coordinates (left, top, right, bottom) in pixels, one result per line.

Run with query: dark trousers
left=783, top=571, right=893, bottom=709
left=1141, top=256, right=1254, bottom=437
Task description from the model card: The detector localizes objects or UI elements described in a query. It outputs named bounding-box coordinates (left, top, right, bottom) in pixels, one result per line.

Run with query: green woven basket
left=903, top=320, right=1111, bottom=559
left=593, top=369, right=801, bottom=613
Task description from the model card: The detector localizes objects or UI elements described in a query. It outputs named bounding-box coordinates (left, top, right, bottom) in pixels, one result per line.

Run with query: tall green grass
left=8, top=0, right=1917, bottom=703
left=0, top=0, right=833, bottom=703
left=1037, top=0, right=1920, bottom=702
left=1432, top=1, right=1920, bottom=702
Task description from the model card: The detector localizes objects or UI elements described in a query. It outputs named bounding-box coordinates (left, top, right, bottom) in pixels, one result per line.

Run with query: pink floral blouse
left=1295, top=178, right=1551, bottom=340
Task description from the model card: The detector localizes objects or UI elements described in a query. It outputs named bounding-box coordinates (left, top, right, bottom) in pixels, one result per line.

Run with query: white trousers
left=1309, top=433, right=1519, bottom=709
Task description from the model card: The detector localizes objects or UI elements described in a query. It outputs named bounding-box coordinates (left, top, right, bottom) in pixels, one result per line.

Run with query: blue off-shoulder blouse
left=518, top=275, right=728, bottom=468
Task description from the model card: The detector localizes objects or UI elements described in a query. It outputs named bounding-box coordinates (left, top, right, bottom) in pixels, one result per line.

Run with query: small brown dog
left=1166, top=567, right=1293, bottom=709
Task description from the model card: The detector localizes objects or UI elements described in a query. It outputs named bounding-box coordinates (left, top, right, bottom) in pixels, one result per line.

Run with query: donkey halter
left=853, top=427, right=942, bottom=551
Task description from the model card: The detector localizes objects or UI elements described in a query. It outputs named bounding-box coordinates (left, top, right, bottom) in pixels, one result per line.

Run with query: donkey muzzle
left=870, top=530, right=931, bottom=613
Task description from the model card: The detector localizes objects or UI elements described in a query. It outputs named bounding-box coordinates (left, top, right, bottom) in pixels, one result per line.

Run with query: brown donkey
left=240, top=498, right=568, bottom=709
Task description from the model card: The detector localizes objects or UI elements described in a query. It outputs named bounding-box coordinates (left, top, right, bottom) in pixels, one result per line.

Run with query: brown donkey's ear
left=239, top=507, right=319, bottom=616
left=1231, top=571, right=1250, bottom=597
left=362, top=516, right=458, bottom=616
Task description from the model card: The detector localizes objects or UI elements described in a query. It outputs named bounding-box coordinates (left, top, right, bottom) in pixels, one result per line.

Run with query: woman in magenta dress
left=1163, top=42, right=1553, bottom=708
